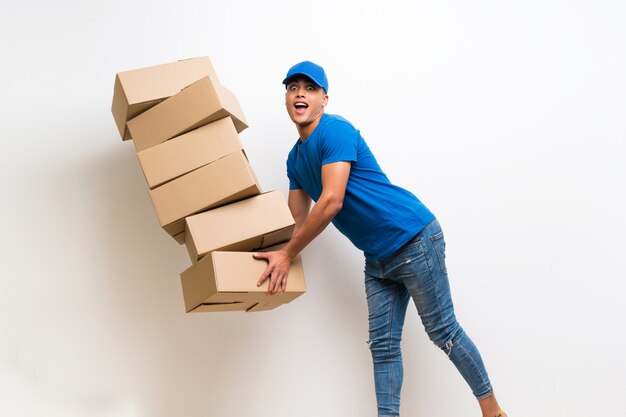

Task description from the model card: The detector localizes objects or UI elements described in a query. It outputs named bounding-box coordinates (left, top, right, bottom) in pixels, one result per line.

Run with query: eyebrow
left=287, top=77, right=319, bottom=87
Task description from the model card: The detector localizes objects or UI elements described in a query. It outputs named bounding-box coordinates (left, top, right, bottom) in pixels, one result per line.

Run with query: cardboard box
left=137, top=117, right=243, bottom=189
left=149, top=150, right=261, bottom=238
left=112, top=56, right=219, bottom=140
left=127, top=77, right=248, bottom=152
left=185, top=190, right=295, bottom=263
left=180, top=250, right=306, bottom=313
left=173, top=232, right=186, bottom=245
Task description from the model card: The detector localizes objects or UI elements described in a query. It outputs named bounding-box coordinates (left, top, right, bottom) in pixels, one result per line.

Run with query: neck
left=297, top=111, right=324, bottom=141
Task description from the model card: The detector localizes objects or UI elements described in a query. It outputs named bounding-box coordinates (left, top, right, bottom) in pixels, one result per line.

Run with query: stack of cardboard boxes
left=111, top=57, right=305, bottom=313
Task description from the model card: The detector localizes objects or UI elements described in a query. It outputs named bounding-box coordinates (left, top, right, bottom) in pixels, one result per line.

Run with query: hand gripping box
left=180, top=249, right=306, bottom=313
left=127, top=76, right=248, bottom=152
left=112, top=56, right=220, bottom=140
left=185, top=190, right=295, bottom=263
left=137, top=117, right=243, bottom=189
left=149, top=150, right=261, bottom=239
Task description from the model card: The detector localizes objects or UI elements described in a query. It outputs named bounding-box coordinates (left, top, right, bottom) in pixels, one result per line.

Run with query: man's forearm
left=283, top=195, right=342, bottom=259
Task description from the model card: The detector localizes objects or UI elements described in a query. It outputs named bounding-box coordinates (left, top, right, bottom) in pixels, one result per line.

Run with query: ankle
left=478, top=390, right=505, bottom=417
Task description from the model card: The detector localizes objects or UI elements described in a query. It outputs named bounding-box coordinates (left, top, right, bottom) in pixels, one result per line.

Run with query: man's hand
left=253, top=163, right=350, bottom=295
left=254, top=249, right=293, bottom=295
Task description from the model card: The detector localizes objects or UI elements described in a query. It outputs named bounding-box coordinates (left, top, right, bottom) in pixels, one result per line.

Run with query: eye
left=306, top=85, right=314, bottom=90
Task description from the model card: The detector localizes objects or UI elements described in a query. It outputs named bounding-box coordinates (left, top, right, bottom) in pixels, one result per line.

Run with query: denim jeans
left=364, top=219, right=492, bottom=417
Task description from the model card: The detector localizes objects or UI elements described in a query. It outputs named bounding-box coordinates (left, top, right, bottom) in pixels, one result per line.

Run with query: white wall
left=1, top=1, right=624, bottom=416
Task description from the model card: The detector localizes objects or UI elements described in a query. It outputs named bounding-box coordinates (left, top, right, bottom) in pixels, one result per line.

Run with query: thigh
left=364, top=270, right=410, bottom=342
left=401, top=223, right=457, bottom=343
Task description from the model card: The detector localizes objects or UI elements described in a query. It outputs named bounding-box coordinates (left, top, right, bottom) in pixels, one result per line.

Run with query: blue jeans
left=364, top=219, right=492, bottom=417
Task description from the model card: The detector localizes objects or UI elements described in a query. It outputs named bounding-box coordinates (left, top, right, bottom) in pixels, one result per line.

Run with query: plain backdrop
left=1, top=1, right=625, bottom=416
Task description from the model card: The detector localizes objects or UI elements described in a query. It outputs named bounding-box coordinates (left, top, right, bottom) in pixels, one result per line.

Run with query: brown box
left=127, top=77, right=248, bottom=152
left=180, top=250, right=306, bottom=313
left=137, top=117, right=243, bottom=189
left=185, top=190, right=295, bottom=263
left=149, top=150, right=261, bottom=238
left=112, top=56, right=219, bottom=140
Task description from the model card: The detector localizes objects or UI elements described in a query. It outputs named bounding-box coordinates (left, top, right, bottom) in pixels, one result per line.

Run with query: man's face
left=284, top=77, right=328, bottom=129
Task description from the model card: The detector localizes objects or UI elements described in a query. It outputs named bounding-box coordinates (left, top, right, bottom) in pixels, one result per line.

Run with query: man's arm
left=254, top=161, right=351, bottom=294
left=288, top=188, right=312, bottom=236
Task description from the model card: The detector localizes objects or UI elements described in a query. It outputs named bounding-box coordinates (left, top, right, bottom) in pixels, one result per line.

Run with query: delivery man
left=254, top=61, right=507, bottom=417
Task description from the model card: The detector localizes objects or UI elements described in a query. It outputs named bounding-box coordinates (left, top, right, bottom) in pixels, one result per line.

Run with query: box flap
left=215, top=83, right=248, bottom=133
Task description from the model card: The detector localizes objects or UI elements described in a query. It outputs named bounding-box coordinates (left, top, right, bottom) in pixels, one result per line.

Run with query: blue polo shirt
left=286, top=113, right=435, bottom=261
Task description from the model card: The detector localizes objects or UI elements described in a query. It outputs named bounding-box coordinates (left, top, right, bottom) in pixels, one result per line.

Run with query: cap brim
left=282, top=73, right=324, bottom=90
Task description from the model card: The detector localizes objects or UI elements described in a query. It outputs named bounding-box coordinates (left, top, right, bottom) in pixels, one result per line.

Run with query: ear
left=322, top=93, right=329, bottom=107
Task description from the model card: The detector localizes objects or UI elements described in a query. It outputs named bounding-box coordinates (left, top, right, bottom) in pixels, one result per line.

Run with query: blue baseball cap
left=282, top=61, right=328, bottom=93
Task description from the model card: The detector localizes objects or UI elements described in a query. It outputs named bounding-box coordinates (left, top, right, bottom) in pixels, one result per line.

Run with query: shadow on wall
left=62, top=134, right=276, bottom=415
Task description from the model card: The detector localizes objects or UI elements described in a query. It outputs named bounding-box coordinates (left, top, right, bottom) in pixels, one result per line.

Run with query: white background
left=1, top=1, right=625, bottom=416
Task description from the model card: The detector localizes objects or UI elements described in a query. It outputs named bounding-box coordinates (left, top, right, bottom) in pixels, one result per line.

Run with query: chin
left=290, top=114, right=307, bottom=124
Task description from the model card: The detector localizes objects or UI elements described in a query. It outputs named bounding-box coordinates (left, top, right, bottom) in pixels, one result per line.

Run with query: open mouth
left=294, top=102, right=308, bottom=113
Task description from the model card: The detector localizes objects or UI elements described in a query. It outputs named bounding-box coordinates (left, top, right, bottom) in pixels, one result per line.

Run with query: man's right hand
left=253, top=249, right=293, bottom=295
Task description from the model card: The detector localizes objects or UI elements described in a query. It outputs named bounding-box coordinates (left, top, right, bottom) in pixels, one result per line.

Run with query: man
left=254, top=61, right=507, bottom=417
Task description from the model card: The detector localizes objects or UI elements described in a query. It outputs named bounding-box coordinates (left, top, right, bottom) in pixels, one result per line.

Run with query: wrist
left=282, top=244, right=297, bottom=260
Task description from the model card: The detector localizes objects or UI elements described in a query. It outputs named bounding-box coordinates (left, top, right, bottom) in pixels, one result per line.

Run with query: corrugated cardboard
left=137, top=117, right=243, bottom=189
left=127, top=77, right=248, bottom=152
left=180, top=250, right=306, bottom=313
left=149, top=150, right=261, bottom=238
left=112, top=56, right=219, bottom=140
left=185, top=191, right=294, bottom=263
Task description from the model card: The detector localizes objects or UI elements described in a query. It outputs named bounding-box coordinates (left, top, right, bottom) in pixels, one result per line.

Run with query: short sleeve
left=320, top=120, right=358, bottom=165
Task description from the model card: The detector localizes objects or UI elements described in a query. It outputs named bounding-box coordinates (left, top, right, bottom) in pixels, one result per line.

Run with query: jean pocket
left=429, top=231, right=447, bottom=274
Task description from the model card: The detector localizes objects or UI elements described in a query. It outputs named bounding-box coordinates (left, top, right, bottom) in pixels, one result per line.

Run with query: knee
left=367, top=336, right=401, bottom=361
left=425, top=322, right=463, bottom=355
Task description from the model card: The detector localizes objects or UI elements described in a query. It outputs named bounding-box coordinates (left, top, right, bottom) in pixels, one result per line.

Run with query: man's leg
left=400, top=220, right=505, bottom=416
left=365, top=263, right=411, bottom=417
